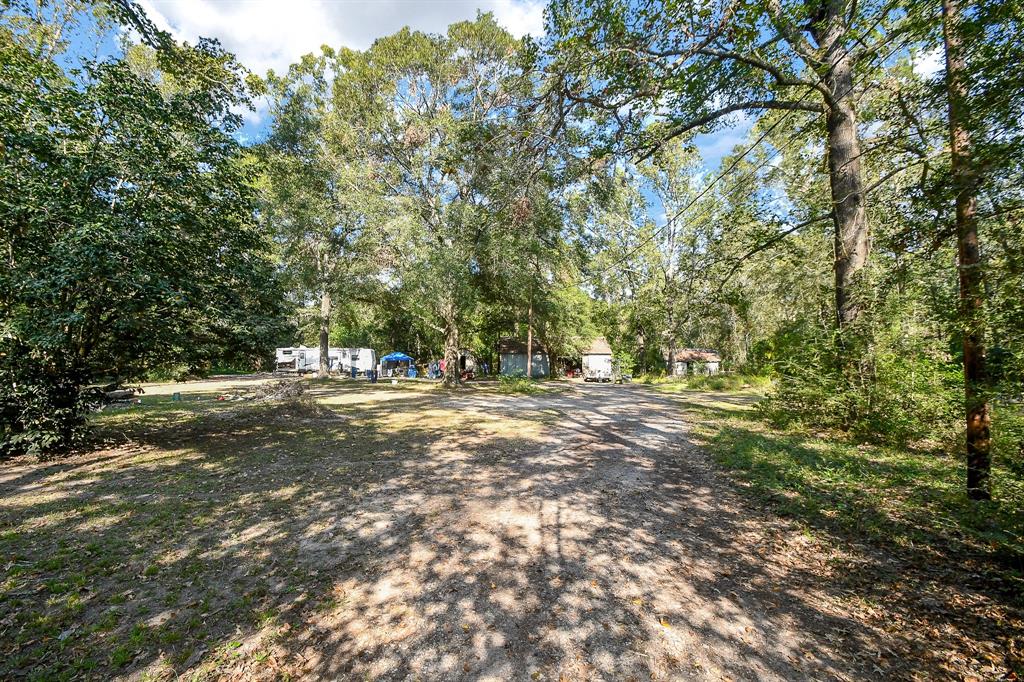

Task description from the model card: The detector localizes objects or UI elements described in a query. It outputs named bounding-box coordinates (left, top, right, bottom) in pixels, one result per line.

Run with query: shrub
left=0, top=343, right=101, bottom=459
left=993, top=403, right=1024, bottom=477
left=758, top=320, right=962, bottom=445
left=682, top=373, right=772, bottom=392
left=498, top=373, right=541, bottom=395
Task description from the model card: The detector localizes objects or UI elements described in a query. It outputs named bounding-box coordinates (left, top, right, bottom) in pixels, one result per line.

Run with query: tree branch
left=639, top=99, right=824, bottom=160
left=717, top=212, right=834, bottom=290
left=693, top=48, right=833, bottom=102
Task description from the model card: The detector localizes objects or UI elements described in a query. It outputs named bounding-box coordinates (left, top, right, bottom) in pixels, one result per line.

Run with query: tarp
left=380, top=352, right=414, bottom=362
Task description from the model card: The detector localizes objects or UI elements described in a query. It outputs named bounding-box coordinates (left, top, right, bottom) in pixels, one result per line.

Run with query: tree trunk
left=318, top=288, right=331, bottom=378
left=442, top=299, right=461, bottom=388
left=526, top=299, right=533, bottom=379
left=823, top=53, right=870, bottom=330
left=806, top=0, right=870, bottom=332
left=944, top=0, right=991, bottom=500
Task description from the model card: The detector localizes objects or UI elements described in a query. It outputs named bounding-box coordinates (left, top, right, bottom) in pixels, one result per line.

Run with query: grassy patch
left=0, top=377, right=554, bottom=680
left=497, top=374, right=542, bottom=395
left=641, top=373, right=772, bottom=392
left=660, top=385, right=1024, bottom=575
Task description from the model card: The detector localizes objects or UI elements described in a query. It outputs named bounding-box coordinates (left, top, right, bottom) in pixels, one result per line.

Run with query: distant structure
left=498, top=338, right=549, bottom=378
left=275, top=347, right=377, bottom=375
left=581, top=336, right=613, bottom=382
left=665, top=348, right=721, bottom=376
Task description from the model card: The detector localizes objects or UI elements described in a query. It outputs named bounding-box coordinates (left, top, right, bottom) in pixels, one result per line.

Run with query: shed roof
left=497, top=338, right=548, bottom=355
left=668, top=348, right=722, bottom=362
left=582, top=336, right=612, bottom=355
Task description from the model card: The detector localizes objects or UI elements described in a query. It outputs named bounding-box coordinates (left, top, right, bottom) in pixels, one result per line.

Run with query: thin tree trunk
left=526, top=299, right=533, bottom=379
left=318, top=288, right=331, bottom=378
left=944, top=0, right=991, bottom=500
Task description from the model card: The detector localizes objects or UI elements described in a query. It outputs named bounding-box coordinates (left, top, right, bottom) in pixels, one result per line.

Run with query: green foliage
left=0, top=342, right=99, bottom=457
left=0, top=22, right=288, bottom=456
left=684, top=373, right=771, bottom=392
left=696, top=399, right=1024, bottom=566
left=758, top=319, right=963, bottom=446
left=992, top=405, right=1024, bottom=478
left=497, top=373, right=541, bottom=395
left=644, top=372, right=770, bottom=392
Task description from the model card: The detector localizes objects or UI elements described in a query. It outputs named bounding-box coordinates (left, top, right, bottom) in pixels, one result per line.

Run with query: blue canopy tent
left=380, top=352, right=414, bottom=363
left=380, top=352, right=416, bottom=378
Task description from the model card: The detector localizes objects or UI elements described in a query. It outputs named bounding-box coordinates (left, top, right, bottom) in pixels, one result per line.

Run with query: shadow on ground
left=0, top=381, right=1019, bottom=680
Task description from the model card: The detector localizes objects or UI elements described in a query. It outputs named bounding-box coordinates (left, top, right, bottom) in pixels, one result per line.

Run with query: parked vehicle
left=338, top=348, right=377, bottom=376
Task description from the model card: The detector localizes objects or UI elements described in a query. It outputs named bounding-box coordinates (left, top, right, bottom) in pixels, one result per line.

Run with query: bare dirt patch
left=0, top=379, right=1019, bottom=680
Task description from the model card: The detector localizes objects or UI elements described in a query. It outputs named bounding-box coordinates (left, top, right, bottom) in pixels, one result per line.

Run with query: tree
left=942, top=0, right=988, bottom=499
left=262, top=49, right=386, bottom=377
left=334, top=15, right=551, bottom=386
left=932, top=0, right=1024, bottom=498
left=0, top=10, right=287, bottom=456
left=547, top=0, right=931, bottom=340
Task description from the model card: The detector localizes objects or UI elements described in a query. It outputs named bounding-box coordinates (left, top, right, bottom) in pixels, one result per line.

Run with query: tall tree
left=0, top=12, right=287, bottom=455
left=942, top=0, right=988, bottom=498
left=335, top=15, right=549, bottom=386
left=547, top=0, right=923, bottom=337
left=262, top=49, right=385, bottom=377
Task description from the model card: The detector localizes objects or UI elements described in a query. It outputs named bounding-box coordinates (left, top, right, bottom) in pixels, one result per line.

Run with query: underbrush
left=641, top=373, right=771, bottom=392
left=497, top=374, right=541, bottom=395
left=668, top=389, right=1024, bottom=574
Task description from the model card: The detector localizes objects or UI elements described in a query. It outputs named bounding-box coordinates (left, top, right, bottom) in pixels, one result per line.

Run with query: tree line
left=1, top=0, right=1021, bottom=500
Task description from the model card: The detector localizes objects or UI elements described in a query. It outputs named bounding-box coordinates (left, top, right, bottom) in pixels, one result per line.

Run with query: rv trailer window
left=283, top=350, right=292, bottom=355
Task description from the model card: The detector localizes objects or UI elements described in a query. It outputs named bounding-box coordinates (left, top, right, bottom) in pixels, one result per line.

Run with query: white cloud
left=913, top=47, right=944, bottom=78
left=138, top=0, right=545, bottom=79
left=490, top=0, right=546, bottom=39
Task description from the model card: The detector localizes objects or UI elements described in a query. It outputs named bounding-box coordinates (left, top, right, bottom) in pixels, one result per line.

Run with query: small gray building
left=666, top=348, right=721, bottom=376
left=498, top=338, right=549, bottom=378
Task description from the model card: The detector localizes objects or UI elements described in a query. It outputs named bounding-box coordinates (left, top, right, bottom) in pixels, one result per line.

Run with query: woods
left=2, top=0, right=1023, bottom=489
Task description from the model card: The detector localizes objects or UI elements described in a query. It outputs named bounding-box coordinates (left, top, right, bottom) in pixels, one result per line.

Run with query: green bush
left=0, top=343, right=101, bottom=459
left=682, top=373, right=771, bottom=392
left=498, top=373, right=541, bottom=395
left=758, top=320, right=963, bottom=445
left=993, top=403, right=1024, bottom=477
left=0, top=36, right=290, bottom=458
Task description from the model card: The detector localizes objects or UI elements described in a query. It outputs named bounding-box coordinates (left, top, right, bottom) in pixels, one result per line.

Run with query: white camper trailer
left=337, top=348, right=377, bottom=376
left=276, top=346, right=378, bottom=375
left=275, top=346, right=319, bottom=373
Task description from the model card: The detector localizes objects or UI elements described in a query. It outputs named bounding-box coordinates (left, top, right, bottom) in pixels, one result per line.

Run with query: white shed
left=582, top=337, right=613, bottom=382
left=666, top=348, right=722, bottom=376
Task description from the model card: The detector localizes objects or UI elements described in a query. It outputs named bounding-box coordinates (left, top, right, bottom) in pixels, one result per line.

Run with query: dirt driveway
left=0, top=381, right=989, bottom=680
left=304, top=383, right=877, bottom=681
